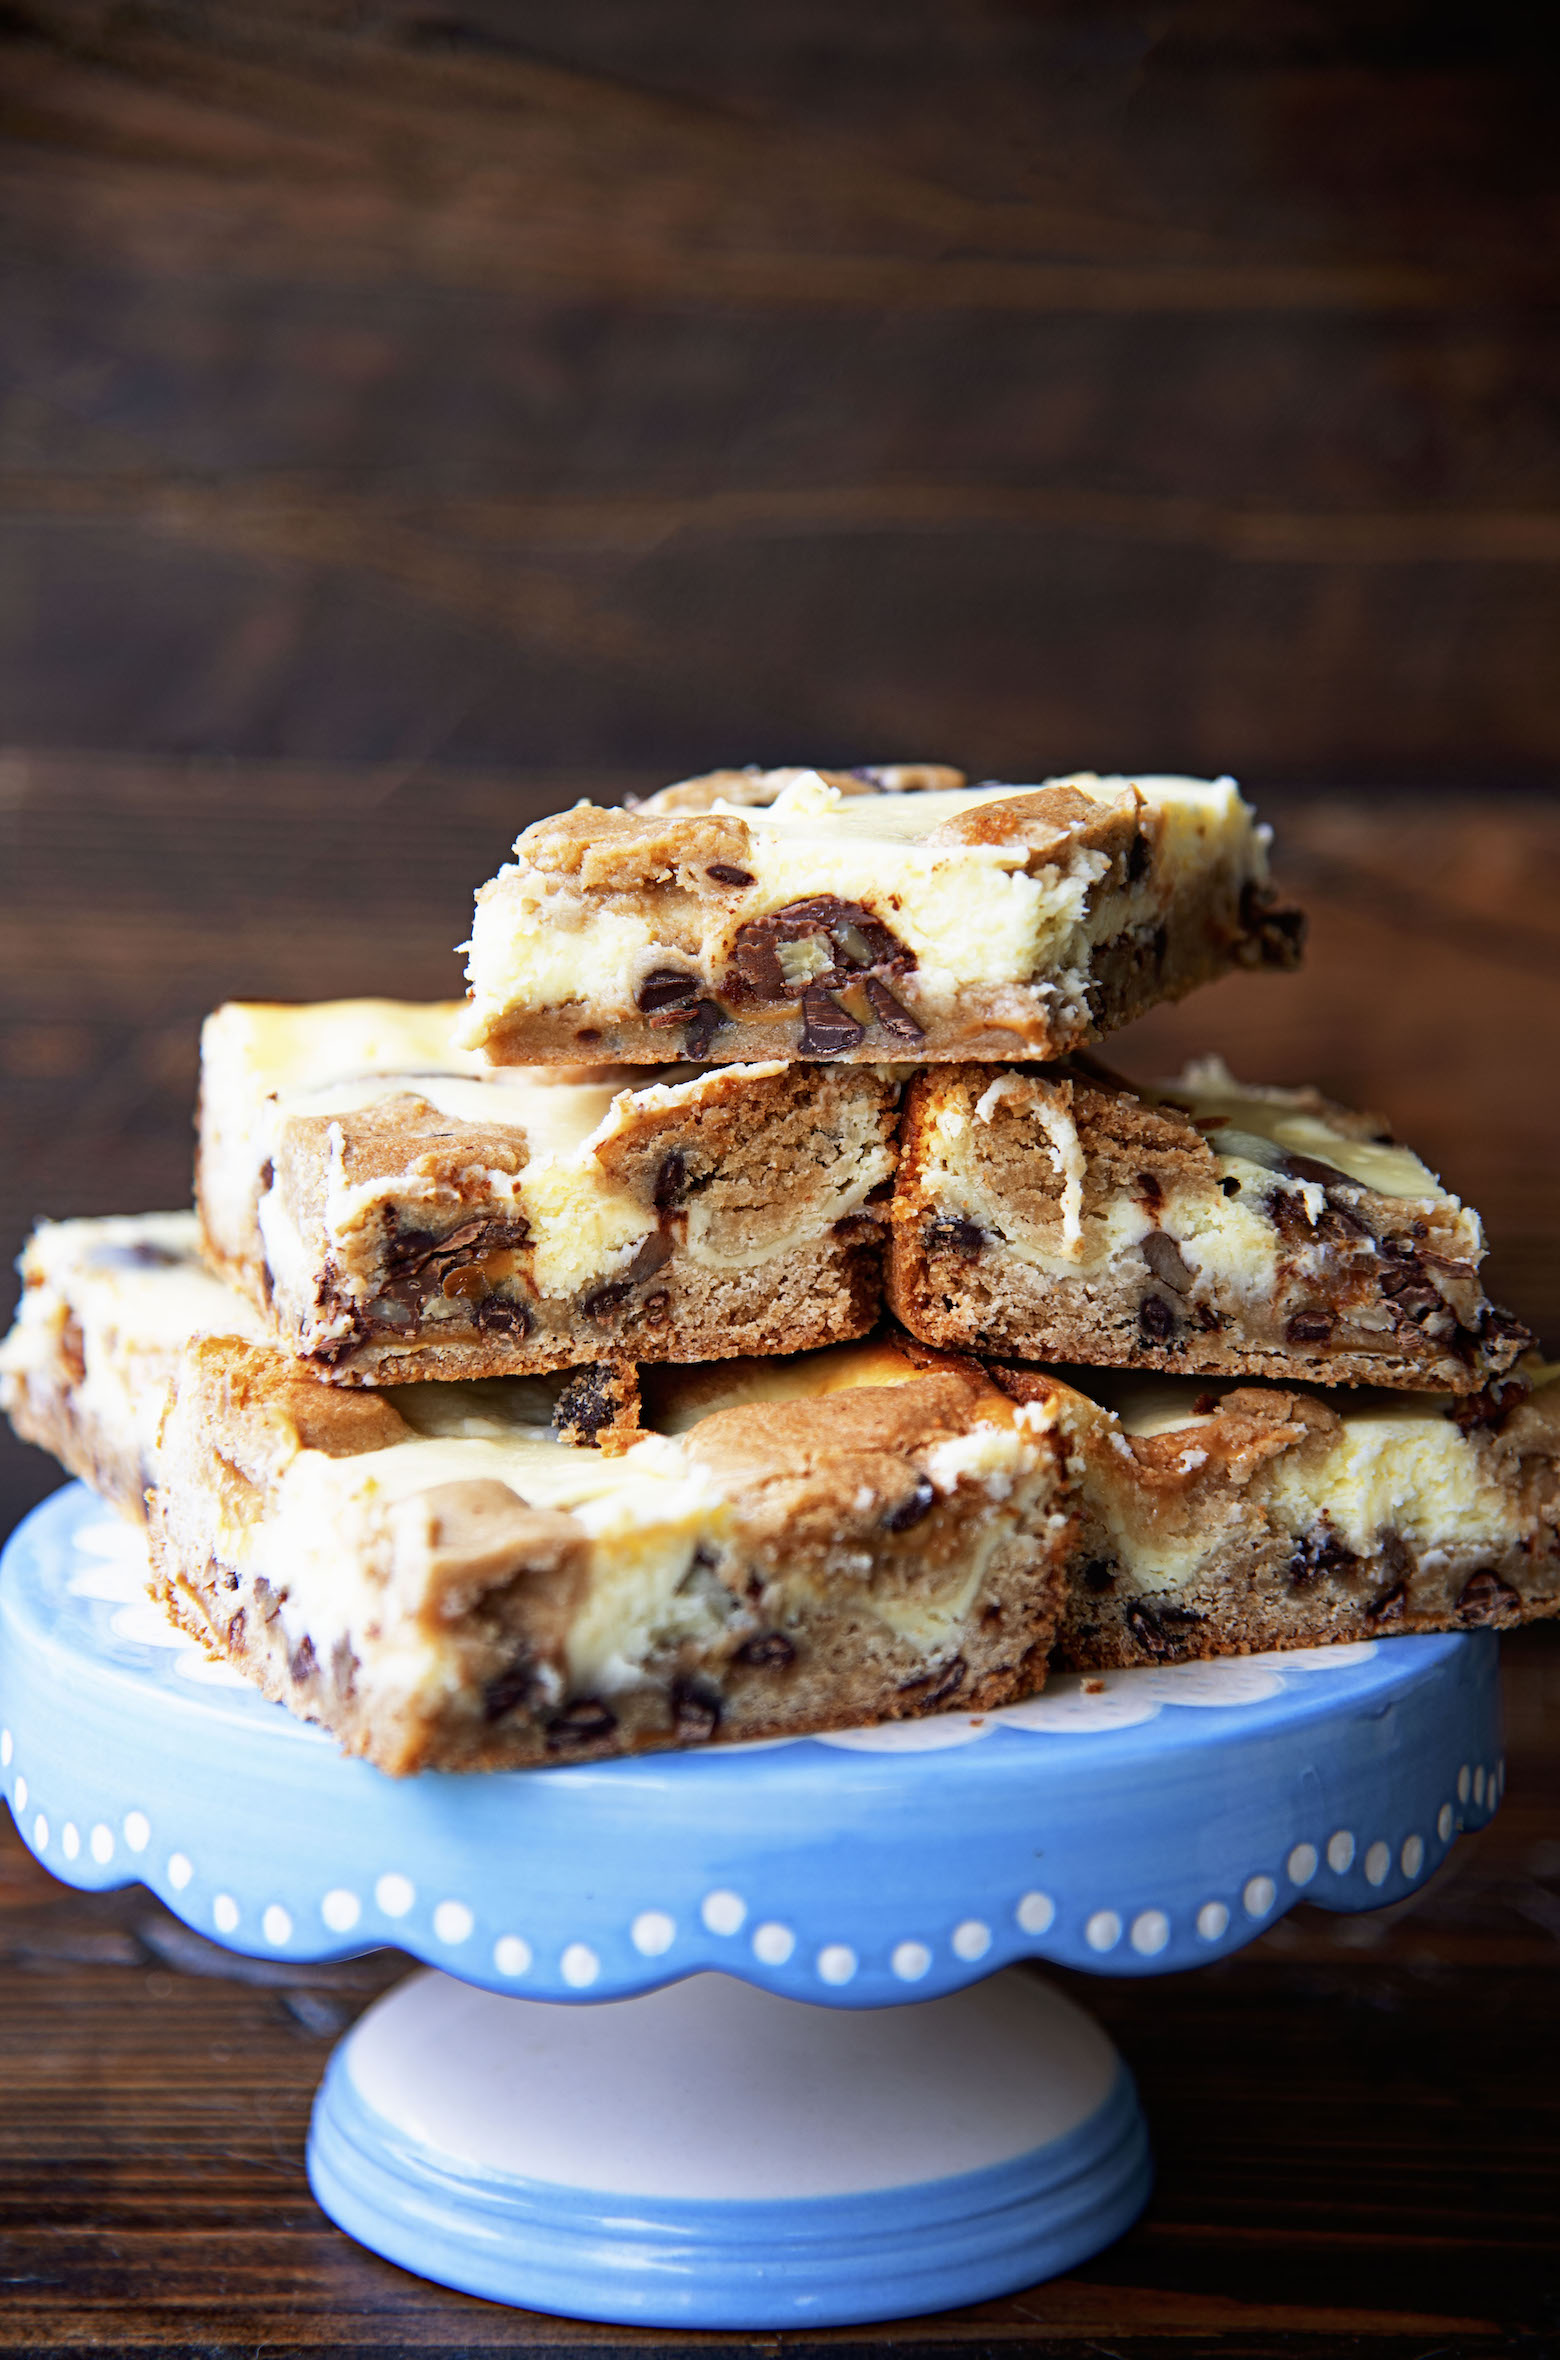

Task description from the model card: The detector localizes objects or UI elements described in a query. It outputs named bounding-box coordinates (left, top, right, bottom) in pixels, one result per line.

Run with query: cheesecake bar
left=891, top=1056, right=1529, bottom=1392
left=148, top=1334, right=1081, bottom=1774
left=461, top=768, right=1303, bottom=1066
left=0, top=1212, right=265, bottom=1522
left=198, top=1000, right=900, bottom=1381
left=986, top=1357, right=1560, bottom=1667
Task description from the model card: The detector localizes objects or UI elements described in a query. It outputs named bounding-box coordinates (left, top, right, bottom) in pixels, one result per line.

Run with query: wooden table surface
left=2, top=775, right=1559, bottom=2354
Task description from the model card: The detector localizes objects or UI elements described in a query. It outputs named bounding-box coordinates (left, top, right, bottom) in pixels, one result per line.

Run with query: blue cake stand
left=1, top=1483, right=1504, bottom=2329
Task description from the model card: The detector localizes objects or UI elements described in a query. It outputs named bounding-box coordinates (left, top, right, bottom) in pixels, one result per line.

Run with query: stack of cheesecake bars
left=4, top=763, right=1557, bottom=1776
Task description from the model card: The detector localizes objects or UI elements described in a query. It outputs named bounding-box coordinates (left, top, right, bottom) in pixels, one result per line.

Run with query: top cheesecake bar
left=460, top=765, right=1303, bottom=1066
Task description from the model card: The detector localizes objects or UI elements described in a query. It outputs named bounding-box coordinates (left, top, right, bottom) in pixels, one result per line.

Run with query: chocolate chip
left=800, top=984, right=864, bottom=1056
left=670, top=1675, right=723, bottom=1742
left=863, top=975, right=924, bottom=1041
left=474, top=1293, right=529, bottom=1336
left=627, top=1231, right=675, bottom=1283
left=884, top=1478, right=936, bottom=1532
left=1082, top=1558, right=1117, bottom=1594
left=925, top=1214, right=984, bottom=1256
left=287, top=1633, right=318, bottom=1684
left=1452, top=1377, right=1528, bottom=1435
left=1126, top=829, right=1152, bottom=883
left=728, top=896, right=914, bottom=1003
left=1454, top=1569, right=1523, bottom=1626
left=706, top=862, right=755, bottom=887
left=1220, top=1176, right=1241, bottom=1197
left=545, top=1697, right=618, bottom=1749
left=1123, top=1600, right=1204, bottom=1659
left=1142, top=1231, right=1193, bottom=1292
left=653, top=1151, right=689, bottom=1212
left=1285, top=1310, right=1335, bottom=1344
left=1136, top=1171, right=1164, bottom=1209
left=683, top=998, right=725, bottom=1058
left=581, top=1280, right=631, bottom=1324
left=1369, top=1583, right=1407, bottom=1624
left=637, top=968, right=703, bottom=1015
left=552, top=1363, right=633, bottom=1445
left=1288, top=1528, right=1358, bottom=1589
left=1283, top=1152, right=1349, bottom=1187
left=904, top=1655, right=967, bottom=1713
left=1139, top=1294, right=1177, bottom=1343
left=1238, top=882, right=1307, bottom=968
left=258, top=1160, right=275, bottom=1193
left=735, top=1631, right=796, bottom=1669
left=483, top=1655, right=540, bottom=1720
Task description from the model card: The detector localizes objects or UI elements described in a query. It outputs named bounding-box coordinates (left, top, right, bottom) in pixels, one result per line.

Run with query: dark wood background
left=2, top=7, right=1559, bottom=2350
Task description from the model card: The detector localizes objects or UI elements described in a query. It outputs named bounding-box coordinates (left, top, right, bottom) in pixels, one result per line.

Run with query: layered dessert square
left=461, top=768, right=1303, bottom=1066
left=198, top=1000, right=900, bottom=1382
left=0, top=1212, right=264, bottom=1522
left=891, top=1056, right=1529, bottom=1392
left=986, top=1357, right=1560, bottom=1666
left=149, top=1334, right=1082, bottom=1773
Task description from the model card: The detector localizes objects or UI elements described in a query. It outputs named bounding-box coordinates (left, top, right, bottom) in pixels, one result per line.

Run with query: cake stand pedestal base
left=308, top=1966, right=1151, bottom=2329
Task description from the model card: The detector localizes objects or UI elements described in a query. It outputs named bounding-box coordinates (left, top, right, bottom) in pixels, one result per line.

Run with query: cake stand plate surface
left=0, top=1483, right=1505, bottom=2327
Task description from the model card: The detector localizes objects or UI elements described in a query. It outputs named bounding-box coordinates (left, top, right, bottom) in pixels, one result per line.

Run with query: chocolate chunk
left=258, top=1159, right=274, bottom=1194
left=1220, top=1176, right=1241, bottom=1197
left=1451, top=1376, right=1528, bottom=1435
left=884, top=1477, right=936, bottom=1532
left=552, top=1363, right=634, bottom=1446
left=1283, top=1152, right=1349, bottom=1187
left=1136, top=1171, right=1164, bottom=1209
left=683, top=998, right=725, bottom=1058
left=800, top=984, right=864, bottom=1056
left=670, top=1674, right=723, bottom=1742
left=1125, top=828, right=1152, bottom=883
left=653, top=1151, right=688, bottom=1213
left=1139, top=1294, right=1177, bottom=1343
left=636, top=968, right=703, bottom=1015
left=1142, top=1231, right=1193, bottom=1293
left=1285, top=1310, right=1335, bottom=1344
left=474, top=1293, right=529, bottom=1336
left=1368, top=1582, right=1407, bottom=1624
left=1454, top=1569, right=1523, bottom=1626
left=735, top=1631, right=796, bottom=1669
left=728, top=896, right=914, bottom=1003
left=1123, top=1600, right=1204, bottom=1660
left=545, top=1697, right=618, bottom=1749
left=706, top=862, right=755, bottom=887
left=863, top=975, right=925, bottom=1041
left=625, top=1232, right=673, bottom=1285
left=925, top=1214, right=983, bottom=1257
left=288, top=1633, right=318, bottom=1684
left=581, top=1279, right=631, bottom=1324
left=904, top=1655, right=967, bottom=1713
left=483, top=1655, right=540, bottom=1721
left=1288, top=1528, right=1358, bottom=1590
left=1193, top=1304, right=1222, bottom=1332
left=1082, top=1558, right=1117, bottom=1594
left=1238, top=882, right=1307, bottom=969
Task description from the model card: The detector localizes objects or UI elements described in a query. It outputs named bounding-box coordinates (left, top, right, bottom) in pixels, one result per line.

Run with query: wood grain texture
left=1, top=1, right=1557, bottom=782
left=2, top=1623, right=1557, bottom=2354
